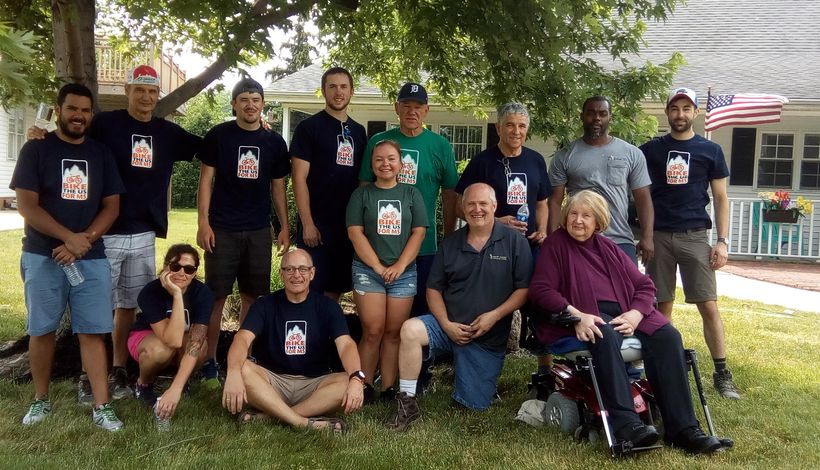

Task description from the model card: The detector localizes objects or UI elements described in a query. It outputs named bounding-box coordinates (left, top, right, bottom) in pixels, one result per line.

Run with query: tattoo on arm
left=186, top=324, right=207, bottom=358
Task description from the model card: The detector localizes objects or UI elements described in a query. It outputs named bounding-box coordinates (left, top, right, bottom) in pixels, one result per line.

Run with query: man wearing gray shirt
left=548, top=96, right=654, bottom=264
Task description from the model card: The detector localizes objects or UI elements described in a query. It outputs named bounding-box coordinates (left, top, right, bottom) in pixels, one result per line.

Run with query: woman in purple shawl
left=529, top=190, right=722, bottom=455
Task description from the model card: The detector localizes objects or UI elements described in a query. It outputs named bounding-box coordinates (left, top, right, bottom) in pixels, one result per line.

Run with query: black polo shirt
left=427, top=222, right=532, bottom=351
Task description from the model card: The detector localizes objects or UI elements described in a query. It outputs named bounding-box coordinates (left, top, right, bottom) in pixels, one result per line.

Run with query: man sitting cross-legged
left=222, top=249, right=364, bottom=432
left=130, top=244, right=214, bottom=423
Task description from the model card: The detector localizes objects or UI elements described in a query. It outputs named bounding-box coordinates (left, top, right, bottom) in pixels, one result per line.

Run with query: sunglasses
left=169, top=262, right=197, bottom=275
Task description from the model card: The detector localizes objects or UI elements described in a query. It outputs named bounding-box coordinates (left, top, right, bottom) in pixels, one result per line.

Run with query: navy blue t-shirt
left=89, top=110, right=201, bottom=238
left=640, top=134, right=730, bottom=231
left=455, top=146, right=551, bottom=235
left=200, top=121, right=290, bottom=231
left=290, top=110, right=367, bottom=233
left=133, top=278, right=214, bottom=331
left=9, top=133, right=125, bottom=258
left=241, top=290, right=349, bottom=377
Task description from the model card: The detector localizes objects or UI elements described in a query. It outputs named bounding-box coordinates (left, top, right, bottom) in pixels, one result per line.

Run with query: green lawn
left=1, top=210, right=818, bottom=468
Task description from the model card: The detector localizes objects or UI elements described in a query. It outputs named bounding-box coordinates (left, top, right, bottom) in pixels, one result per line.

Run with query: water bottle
left=516, top=204, right=530, bottom=223
left=62, top=263, right=84, bottom=286
left=154, top=398, right=171, bottom=432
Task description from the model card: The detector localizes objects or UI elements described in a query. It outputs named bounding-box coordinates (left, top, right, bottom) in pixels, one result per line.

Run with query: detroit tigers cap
left=666, top=87, right=698, bottom=109
left=127, top=65, right=160, bottom=86
left=232, top=77, right=265, bottom=100
left=397, top=82, right=428, bottom=104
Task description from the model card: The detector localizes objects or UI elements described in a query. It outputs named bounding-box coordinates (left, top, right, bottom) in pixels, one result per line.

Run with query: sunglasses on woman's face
left=169, top=262, right=197, bottom=275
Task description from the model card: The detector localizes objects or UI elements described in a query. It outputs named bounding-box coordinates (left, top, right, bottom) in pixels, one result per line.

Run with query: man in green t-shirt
left=359, top=82, right=459, bottom=316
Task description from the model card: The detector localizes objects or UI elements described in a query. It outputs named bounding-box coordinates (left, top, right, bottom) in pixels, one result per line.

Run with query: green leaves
left=0, top=23, right=38, bottom=107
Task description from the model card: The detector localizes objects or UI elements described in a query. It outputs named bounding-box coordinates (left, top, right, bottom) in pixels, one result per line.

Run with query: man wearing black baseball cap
left=196, top=77, right=291, bottom=386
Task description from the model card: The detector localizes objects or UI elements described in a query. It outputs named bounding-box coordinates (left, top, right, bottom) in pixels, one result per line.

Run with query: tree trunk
left=52, top=0, right=98, bottom=110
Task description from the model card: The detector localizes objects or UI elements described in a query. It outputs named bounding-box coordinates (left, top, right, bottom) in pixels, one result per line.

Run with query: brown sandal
left=237, top=408, right=269, bottom=425
left=306, top=416, right=346, bottom=435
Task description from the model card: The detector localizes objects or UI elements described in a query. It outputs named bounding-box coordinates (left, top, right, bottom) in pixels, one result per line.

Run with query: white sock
left=399, top=379, right=417, bottom=397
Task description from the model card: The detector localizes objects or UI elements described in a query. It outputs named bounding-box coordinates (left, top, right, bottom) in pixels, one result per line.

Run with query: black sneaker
left=380, top=386, right=396, bottom=402
left=77, top=373, right=94, bottom=407
left=135, top=382, right=157, bottom=408
left=713, top=369, right=741, bottom=400
left=385, top=392, right=420, bottom=432
left=363, top=383, right=376, bottom=405
left=109, top=366, right=133, bottom=400
left=616, top=422, right=659, bottom=447
left=670, top=426, right=723, bottom=454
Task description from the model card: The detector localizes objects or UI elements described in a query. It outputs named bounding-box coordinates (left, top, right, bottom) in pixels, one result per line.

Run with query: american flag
left=704, top=93, right=789, bottom=132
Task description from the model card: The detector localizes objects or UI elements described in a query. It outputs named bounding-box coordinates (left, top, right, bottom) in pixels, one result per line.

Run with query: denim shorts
left=351, top=259, right=417, bottom=298
left=21, top=252, right=114, bottom=336
left=418, top=314, right=506, bottom=410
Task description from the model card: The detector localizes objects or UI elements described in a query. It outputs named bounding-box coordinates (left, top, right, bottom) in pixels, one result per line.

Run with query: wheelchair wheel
left=545, top=392, right=580, bottom=434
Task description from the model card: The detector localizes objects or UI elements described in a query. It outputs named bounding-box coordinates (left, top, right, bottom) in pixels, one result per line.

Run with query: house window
left=801, top=134, right=820, bottom=189
left=757, top=133, right=793, bottom=188
left=439, top=125, right=482, bottom=162
left=7, top=108, right=25, bottom=160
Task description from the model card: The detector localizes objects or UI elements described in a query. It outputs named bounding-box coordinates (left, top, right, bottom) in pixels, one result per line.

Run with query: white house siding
left=0, top=107, right=32, bottom=199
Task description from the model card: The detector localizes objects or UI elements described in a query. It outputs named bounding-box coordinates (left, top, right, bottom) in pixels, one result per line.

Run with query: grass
left=1, top=210, right=819, bottom=469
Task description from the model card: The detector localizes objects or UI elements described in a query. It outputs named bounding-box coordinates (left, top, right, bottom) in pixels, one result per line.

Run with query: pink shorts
left=127, top=329, right=153, bottom=362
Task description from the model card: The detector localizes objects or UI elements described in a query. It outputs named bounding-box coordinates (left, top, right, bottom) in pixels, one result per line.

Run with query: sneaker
left=669, top=426, right=722, bottom=454
left=109, top=366, right=133, bottom=400
left=135, top=382, right=157, bottom=407
left=616, top=422, right=659, bottom=448
left=92, top=403, right=124, bottom=432
left=380, top=386, right=396, bottom=402
left=713, top=369, right=741, bottom=400
left=363, top=383, right=376, bottom=405
left=201, top=359, right=221, bottom=389
left=22, top=397, right=52, bottom=425
left=77, top=373, right=94, bottom=407
left=385, top=392, right=420, bottom=432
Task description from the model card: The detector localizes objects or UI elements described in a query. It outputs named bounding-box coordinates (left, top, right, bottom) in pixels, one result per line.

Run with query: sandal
left=237, top=408, right=269, bottom=425
left=306, top=416, right=346, bottom=435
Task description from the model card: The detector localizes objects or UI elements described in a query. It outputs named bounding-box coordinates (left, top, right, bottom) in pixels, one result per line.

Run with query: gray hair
left=497, top=102, right=530, bottom=125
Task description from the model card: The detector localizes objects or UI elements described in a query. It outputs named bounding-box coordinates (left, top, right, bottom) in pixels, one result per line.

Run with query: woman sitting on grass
left=129, top=244, right=214, bottom=423
left=346, top=140, right=428, bottom=403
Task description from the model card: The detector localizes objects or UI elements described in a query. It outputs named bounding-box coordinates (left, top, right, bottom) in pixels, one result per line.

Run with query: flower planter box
left=762, top=209, right=799, bottom=223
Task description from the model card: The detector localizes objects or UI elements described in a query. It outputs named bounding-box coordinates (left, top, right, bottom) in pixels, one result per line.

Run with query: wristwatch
left=349, top=370, right=366, bottom=382
left=717, top=237, right=729, bottom=246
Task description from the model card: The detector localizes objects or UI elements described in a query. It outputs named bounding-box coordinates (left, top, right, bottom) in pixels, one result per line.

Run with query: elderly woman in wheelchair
left=528, top=190, right=730, bottom=455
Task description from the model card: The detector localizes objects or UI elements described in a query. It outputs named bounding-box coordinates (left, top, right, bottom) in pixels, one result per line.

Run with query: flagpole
left=705, top=86, right=712, bottom=141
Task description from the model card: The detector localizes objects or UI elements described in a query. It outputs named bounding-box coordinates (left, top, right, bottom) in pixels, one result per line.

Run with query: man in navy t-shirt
left=640, top=87, right=739, bottom=400
left=12, top=83, right=126, bottom=431
left=196, top=77, right=291, bottom=385
left=222, top=249, right=364, bottom=432
left=290, top=67, right=367, bottom=300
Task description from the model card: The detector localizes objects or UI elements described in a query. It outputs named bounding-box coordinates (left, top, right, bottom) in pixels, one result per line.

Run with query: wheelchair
left=526, top=310, right=733, bottom=458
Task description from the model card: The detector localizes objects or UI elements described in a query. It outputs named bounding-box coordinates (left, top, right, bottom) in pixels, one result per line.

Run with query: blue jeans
left=418, top=314, right=505, bottom=410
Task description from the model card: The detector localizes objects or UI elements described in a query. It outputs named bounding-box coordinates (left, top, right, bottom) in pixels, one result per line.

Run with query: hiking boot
left=380, top=386, right=396, bottom=402
left=109, top=366, right=133, bottom=400
left=201, top=359, right=221, bottom=389
left=77, top=373, right=94, bottom=407
left=135, top=382, right=157, bottom=408
left=385, top=392, right=420, bottom=432
left=713, top=369, right=741, bottom=400
left=92, top=403, right=124, bottom=432
left=22, top=397, right=52, bottom=425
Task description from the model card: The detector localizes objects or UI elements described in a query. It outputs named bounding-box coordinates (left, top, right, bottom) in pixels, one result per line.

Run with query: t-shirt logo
left=237, top=146, right=260, bottom=179
left=507, top=173, right=527, bottom=205
left=284, top=321, right=307, bottom=355
left=377, top=200, right=402, bottom=235
left=398, top=148, right=419, bottom=185
left=336, top=136, right=354, bottom=167
left=131, top=134, right=153, bottom=168
left=61, top=159, right=88, bottom=201
left=666, top=151, right=690, bottom=185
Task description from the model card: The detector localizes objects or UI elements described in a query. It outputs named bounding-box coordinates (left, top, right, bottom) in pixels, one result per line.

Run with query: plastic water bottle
left=516, top=204, right=530, bottom=223
left=154, top=398, right=171, bottom=432
left=62, top=263, right=84, bottom=286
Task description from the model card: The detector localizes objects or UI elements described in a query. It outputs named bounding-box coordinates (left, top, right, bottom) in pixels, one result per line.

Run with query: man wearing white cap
left=640, top=88, right=739, bottom=399
left=30, top=65, right=202, bottom=403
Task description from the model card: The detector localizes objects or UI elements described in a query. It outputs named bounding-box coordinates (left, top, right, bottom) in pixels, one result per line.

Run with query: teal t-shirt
left=346, top=183, right=429, bottom=266
left=359, top=128, right=458, bottom=256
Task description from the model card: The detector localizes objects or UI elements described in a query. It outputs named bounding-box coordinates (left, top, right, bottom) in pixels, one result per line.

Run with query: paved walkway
left=0, top=209, right=816, bottom=312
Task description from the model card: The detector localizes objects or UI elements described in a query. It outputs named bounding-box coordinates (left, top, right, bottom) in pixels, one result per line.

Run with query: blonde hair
left=561, top=190, right=611, bottom=232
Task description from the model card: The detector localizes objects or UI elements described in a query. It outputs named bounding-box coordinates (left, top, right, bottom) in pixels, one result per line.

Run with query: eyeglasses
left=500, top=157, right=512, bottom=179
left=281, top=265, right=313, bottom=275
left=342, top=124, right=352, bottom=138
left=169, top=262, right=197, bottom=275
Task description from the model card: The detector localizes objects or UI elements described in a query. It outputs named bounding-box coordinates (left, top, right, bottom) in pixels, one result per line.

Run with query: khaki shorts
left=647, top=229, right=717, bottom=304
left=262, top=369, right=334, bottom=407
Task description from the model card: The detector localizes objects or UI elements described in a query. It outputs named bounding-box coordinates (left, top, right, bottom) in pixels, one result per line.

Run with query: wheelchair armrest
left=531, top=306, right=581, bottom=328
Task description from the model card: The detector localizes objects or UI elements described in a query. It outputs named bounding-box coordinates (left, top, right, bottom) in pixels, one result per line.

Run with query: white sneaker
left=92, top=403, right=124, bottom=432
left=22, top=398, right=52, bottom=425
